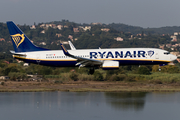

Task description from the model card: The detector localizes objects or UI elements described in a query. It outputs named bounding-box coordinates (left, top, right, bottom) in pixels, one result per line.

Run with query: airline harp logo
left=148, top=50, right=154, bottom=57
left=11, top=34, right=25, bottom=48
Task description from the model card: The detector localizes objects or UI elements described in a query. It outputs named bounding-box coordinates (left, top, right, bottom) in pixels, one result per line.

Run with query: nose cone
left=170, top=54, right=177, bottom=61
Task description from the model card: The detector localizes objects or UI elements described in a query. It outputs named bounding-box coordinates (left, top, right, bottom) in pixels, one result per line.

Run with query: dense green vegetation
left=0, top=59, right=180, bottom=83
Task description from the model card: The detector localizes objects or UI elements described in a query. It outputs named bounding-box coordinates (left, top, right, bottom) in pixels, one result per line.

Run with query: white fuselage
left=13, top=48, right=177, bottom=67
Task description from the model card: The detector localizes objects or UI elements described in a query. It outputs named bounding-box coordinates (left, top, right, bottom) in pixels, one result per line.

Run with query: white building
left=57, top=25, right=63, bottom=30
left=114, top=37, right=123, bottom=41
left=39, top=42, right=46, bottom=45
left=101, top=28, right=110, bottom=32
left=174, top=32, right=179, bottom=36
left=79, top=26, right=91, bottom=31
left=30, top=25, right=36, bottom=29
left=40, top=30, right=45, bottom=34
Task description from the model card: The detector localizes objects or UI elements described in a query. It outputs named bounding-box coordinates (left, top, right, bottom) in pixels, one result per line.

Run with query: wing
left=60, top=43, right=103, bottom=67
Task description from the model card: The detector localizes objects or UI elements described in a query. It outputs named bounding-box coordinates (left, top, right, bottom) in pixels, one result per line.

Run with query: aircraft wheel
left=89, top=68, right=95, bottom=75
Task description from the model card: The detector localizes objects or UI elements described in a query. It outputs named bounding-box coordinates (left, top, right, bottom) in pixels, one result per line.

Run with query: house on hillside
left=39, top=42, right=46, bottom=45
left=64, top=25, right=68, bottom=28
left=166, top=44, right=172, bottom=48
left=79, top=26, right=91, bottom=31
left=159, top=44, right=165, bottom=49
left=170, top=52, right=180, bottom=56
left=73, top=28, right=79, bottom=33
left=0, top=38, right=5, bottom=41
left=101, top=28, right=110, bottom=32
left=171, top=35, right=177, bottom=42
left=61, top=41, right=69, bottom=44
left=114, top=37, right=123, bottom=41
left=68, top=35, right=73, bottom=41
left=174, top=32, right=179, bottom=36
left=57, top=25, right=63, bottom=30
left=40, top=30, right=45, bottom=34
left=91, top=22, right=102, bottom=25
left=56, top=33, right=62, bottom=38
left=40, top=24, right=45, bottom=28
left=30, top=25, right=36, bottom=29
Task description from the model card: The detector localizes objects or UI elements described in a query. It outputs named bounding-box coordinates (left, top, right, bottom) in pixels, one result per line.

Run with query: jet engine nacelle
left=102, top=60, right=119, bottom=70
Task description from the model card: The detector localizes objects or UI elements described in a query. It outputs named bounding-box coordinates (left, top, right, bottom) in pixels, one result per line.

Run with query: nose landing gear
left=159, top=66, right=161, bottom=71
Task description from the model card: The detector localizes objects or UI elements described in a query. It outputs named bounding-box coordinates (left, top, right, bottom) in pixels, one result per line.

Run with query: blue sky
left=0, top=0, right=180, bottom=28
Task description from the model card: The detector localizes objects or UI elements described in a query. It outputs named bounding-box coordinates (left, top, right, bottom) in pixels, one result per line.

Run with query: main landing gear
left=89, top=67, right=95, bottom=75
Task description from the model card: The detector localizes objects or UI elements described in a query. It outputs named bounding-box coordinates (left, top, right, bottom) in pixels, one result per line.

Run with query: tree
left=152, top=65, right=179, bottom=73
left=161, top=65, right=179, bottom=73
left=137, top=66, right=151, bottom=75
left=8, top=72, right=27, bottom=81
left=93, top=71, right=103, bottom=81
left=2, top=63, right=20, bottom=75
left=70, top=72, right=79, bottom=81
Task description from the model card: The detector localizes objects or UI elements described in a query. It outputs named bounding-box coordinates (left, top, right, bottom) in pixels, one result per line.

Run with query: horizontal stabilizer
left=10, top=50, right=26, bottom=56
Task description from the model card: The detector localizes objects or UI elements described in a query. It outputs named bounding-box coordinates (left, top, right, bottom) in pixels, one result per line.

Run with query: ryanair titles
left=90, top=50, right=154, bottom=59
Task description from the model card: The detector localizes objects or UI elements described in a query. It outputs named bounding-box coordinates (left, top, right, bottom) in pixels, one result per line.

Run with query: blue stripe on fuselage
left=118, top=60, right=169, bottom=65
left=15, top=57, right=170, bottom=67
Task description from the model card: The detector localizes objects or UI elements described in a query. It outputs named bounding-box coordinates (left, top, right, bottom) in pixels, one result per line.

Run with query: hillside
left=108, top=23, right=180, bottom=35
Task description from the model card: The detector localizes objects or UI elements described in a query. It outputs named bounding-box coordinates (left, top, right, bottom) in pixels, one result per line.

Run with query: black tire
left=89, top=68, right=95, bottom=75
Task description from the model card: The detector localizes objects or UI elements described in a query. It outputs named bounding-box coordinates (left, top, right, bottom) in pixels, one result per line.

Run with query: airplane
left=7, top=21, right=177, bottom=74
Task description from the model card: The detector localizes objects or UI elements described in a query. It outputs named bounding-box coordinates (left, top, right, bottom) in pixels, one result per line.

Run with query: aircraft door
left=155, top=51, right=159, bottom=59
left=36, top=54, right=41, bottom=63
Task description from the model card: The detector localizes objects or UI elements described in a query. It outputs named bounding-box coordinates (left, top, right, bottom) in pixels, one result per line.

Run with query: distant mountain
left=38, top=20, right=180, bottom=35
left=144, top=26, right=180, bottom=35
left=107, top=23, right=180, bottom=35
left=107, top=23, right=143, bottom=34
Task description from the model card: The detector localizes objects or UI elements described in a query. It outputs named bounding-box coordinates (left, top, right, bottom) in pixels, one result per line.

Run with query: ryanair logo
left=148, top=50, right=154, bottom=57
left=90, top=50, right=155, bottom=59
left=11, top=34, right=25, bottom=48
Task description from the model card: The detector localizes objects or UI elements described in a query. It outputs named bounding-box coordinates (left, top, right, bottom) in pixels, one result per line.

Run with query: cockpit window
left=164, top=52, right=170, bottom=55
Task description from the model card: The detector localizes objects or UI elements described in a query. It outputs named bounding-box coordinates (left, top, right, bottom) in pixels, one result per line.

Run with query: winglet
left=60, top=43, right=70, bottom=56
left=68, top=41, right=76, bottom=50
